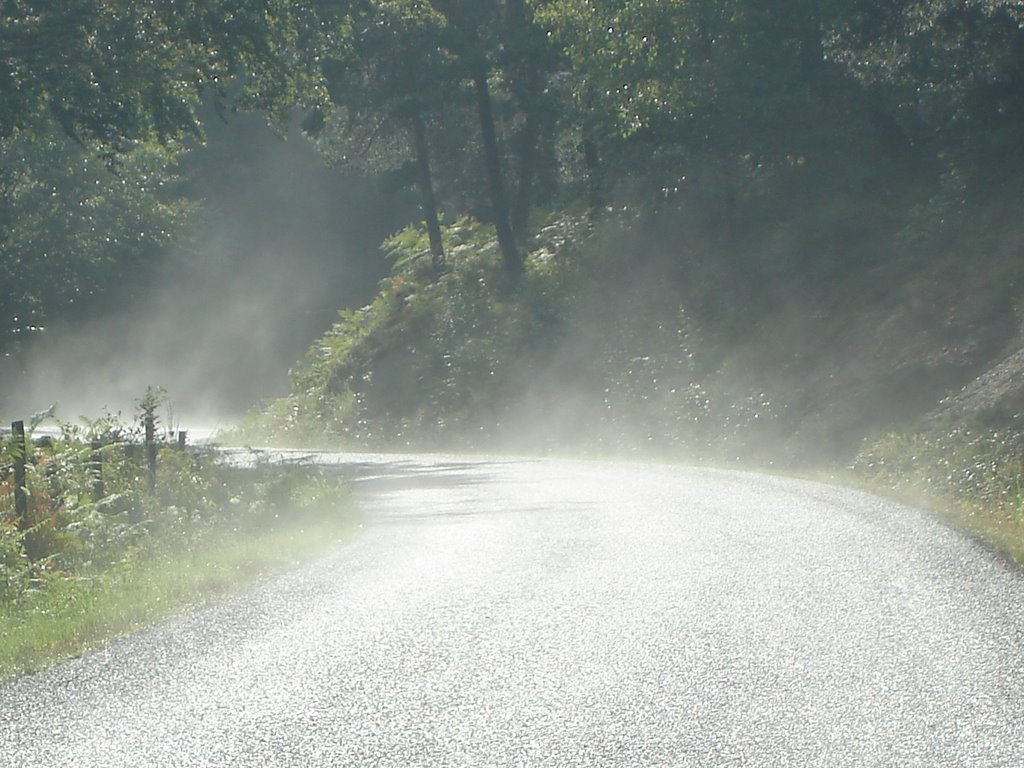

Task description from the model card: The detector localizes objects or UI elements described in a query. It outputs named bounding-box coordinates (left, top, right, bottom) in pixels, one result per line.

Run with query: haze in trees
left=3, top=0, right=1024, bottom=462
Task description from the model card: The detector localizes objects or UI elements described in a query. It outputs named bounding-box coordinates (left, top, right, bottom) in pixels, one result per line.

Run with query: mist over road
left=4, top=455, right=1024, bottom=766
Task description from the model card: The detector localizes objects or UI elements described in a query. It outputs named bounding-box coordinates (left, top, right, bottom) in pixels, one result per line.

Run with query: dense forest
left=5, top=1, right=1024, bottom=486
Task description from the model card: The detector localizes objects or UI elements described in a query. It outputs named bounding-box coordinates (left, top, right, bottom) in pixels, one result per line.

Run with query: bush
left=0, top=404, right=348, bottom=604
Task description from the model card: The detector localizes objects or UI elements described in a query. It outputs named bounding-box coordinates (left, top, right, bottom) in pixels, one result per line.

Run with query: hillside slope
left=241, top=198, right=1024, bottom=465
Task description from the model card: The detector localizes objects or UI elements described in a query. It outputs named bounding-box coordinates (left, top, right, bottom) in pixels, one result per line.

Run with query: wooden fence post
left=11, top=421, right=28, bottom=533
left=145, top=415, right=157, bottom=492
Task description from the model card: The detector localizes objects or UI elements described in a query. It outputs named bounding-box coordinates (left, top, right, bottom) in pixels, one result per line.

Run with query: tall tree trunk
left=506, top=0, right=540, bottom=237
left=582, top=131, right=604, bottom=220
left=472, top=63, right=523, bottom=278
left=510, top=70, right=540, bottom=237
left=410, top=108, right=444, bottom=271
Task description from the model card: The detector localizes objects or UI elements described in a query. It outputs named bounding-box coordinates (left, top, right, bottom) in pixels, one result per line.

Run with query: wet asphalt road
left=4, top=453, right=1024, bottom=766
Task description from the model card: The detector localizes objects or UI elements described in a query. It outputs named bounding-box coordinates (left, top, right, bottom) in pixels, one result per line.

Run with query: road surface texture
left=4, top=453, right=1024, bottom=766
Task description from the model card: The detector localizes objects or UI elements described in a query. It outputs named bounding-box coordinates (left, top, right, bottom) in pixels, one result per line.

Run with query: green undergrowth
left=1, top=410, right=356, bottom=681
left=854, top=414, right=1024, bottom=565
left=233, top=212, right=778, bottom=458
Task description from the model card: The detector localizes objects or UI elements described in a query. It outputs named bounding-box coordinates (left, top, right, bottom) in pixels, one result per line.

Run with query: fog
left=1, top=112, right=403, bottom=430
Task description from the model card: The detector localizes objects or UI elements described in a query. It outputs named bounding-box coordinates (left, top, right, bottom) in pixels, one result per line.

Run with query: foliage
left=279, top=0, right=1024, bottom=289
left=851, top=409, right=1024, bottom=566
left=0, top=0, right=306, bottom=149
left=304, top=0, right=458, bottom=173
left=535, top=0, right=694, bottom=139
left=6, top=0, right=1024, bottom=475
left=0, top=447, right=353, bottom=680
left=833, top=0, right=1024, bottom=192
left=0, top=0, right=312, bottom=355
left=238, top=211, right=786, bottom=457
left=0, top=404, right=349, bottom=606
left=856, top=416, right=1024, bottom=516
left=0, top=127, right=195, bottom=353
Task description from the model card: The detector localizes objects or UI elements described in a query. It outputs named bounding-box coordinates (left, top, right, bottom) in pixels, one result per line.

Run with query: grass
left=802, top=465, right=1024, bottom=564
left=0, top=502, right=358, bottom=682
left=846, top=421, right=1024, bottom=566
left=862, top=480, right=1024, bottom=567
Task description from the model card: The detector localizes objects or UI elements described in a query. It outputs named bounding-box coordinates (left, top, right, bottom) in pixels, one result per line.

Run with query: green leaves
left=833, top=0, right=1024, bottom=189
left=0, top=0, right=305, bottom=148
left=0, top=125, right=194, bottom=352
left=537, top=0, right=693, bottom=139
left=0, top=0, right=307, bottom=353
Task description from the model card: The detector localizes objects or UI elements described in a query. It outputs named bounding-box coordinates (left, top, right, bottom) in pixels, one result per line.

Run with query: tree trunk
left=410, top=108, right=445, bottom=271
left=582, top=132, right=604, bottom=220
left=511, top=94, right=538, bottom=237
left=472, top=64, right=523, bottom=278
left=506, top=0, right=540, bottom=237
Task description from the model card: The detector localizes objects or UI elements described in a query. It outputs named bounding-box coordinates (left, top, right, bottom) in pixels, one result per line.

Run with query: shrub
left=0, top=403, right=349, bottom=603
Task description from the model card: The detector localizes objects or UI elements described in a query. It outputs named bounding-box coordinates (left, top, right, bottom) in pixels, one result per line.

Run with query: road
left=3, top=453, right=1024, bottom=766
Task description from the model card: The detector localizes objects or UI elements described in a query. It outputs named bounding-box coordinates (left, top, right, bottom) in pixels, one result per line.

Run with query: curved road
left=4, top=454, right=1024, bottom=766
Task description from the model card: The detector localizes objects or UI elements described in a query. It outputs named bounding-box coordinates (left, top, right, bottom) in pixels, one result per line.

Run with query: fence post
left=90, top=439, right=105, bottom=502
left=177, top=430, right=187, bottom=450
left=11, top=421, right=28, bottom=533
left=145, top=415, right=156, bottom=492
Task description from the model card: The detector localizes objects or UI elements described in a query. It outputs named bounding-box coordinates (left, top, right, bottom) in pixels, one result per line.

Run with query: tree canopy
left=0, top=0, right=303, bottom=147
left=4, top=0, right=1024, bottom=353
left=0, top=0, right=303, bottom=351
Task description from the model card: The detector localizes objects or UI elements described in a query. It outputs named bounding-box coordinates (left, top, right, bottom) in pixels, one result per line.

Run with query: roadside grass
left=945, top=503, right=1024, bottom=566
left=1, top=416, right=359, bottom=683
left=863, top=479, right=1024, bottom=566
left=0, top=502, right=357, bottom=682
left=797, top=464, right=1024, bottom=567
left=847, top=422, right=1024, bottom=566
left=761, top=421, right=1024, bottom=569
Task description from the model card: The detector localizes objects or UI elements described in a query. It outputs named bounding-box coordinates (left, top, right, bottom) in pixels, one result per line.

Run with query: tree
left=0, top=0, right=303, bottom=352
left=302, top=0, right=561, bottom=281
left=831, top=0, right=1024, bottom=194
left=535, top=0, right=901, bottom=222
left=425, top=0, right=524, bottom=278
left=533, top=0, right=695, bottom=207
left=302, top=0, right=459, bottom=272
left=0, top=123, right=194, bottom=352
left=0, top=0, right=303, bottom=149
left=503, top=0, right=557, bottom=236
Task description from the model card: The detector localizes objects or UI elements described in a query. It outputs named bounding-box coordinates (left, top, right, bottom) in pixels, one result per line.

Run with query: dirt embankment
left=713, top=244, right=1023, bottom=466
left=925, top=346, right=1024, bottom=426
